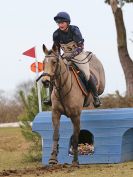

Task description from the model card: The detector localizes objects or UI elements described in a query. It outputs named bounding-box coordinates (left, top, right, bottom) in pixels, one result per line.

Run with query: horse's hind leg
left=71, top=115, right=80, bottom=166
left=49, top=110, right=61, bottom=165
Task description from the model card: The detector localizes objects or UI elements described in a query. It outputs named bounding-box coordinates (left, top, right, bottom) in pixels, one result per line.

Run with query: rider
left=44, top=12, right=101, bottom=107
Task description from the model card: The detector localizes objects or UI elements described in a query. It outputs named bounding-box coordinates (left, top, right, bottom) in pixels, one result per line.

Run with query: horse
left=41, top=44, right=105, bottom=166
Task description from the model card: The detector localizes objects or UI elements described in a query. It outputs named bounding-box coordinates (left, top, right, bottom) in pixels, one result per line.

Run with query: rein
left=44, top=53, right=73, bottom=115
left=44, top=54, right=67, bottom=80
left=62, top=52, right=92, bottom=64
left=50, top=55, right=73, bottom=98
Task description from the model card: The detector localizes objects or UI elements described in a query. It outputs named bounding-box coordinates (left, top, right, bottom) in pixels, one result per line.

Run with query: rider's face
left=57, top=22, right=68, bottom=31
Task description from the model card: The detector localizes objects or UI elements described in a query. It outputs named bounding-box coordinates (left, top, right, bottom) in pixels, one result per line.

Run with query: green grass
left=0, top=127, right=133, bottom=177
left=0, top=127, right=41, bottom=171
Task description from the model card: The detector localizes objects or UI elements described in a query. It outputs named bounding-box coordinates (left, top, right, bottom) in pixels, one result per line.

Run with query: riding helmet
left=54, top=12, right=71, bottom=23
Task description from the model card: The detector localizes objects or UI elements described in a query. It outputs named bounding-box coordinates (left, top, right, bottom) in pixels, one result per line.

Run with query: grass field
left=0, top=127, right=133, bottom=177
left=0, top=127, right=40, bottom=170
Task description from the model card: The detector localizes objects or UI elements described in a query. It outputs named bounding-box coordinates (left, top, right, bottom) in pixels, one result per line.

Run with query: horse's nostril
left=42, top=80, right=50, bottom=88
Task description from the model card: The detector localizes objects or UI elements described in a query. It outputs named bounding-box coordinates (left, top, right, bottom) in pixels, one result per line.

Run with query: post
left=46, top=88, right=50, bottom=100
left=35, top=50, right=42, bottom=112
left=35, top=49, right=43, bottom=147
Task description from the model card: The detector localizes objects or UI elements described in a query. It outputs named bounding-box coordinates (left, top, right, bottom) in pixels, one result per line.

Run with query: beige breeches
left=74, top=51, right=91, bottom=80
left=75, top=63, right=90, bottom=80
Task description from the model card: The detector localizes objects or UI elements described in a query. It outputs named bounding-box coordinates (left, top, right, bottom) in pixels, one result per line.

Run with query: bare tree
left=105, top=0, right=133, bottom=96
left=0, top=90, right=23, bottom=123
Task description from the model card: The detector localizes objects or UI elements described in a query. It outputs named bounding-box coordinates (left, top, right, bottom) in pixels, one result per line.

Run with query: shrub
left=100, top=91, right=133, bottom=108
left=18, top=84, right=50, bottom=162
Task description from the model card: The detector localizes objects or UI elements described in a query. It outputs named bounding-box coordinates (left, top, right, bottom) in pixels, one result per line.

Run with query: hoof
left=72, top=161, right=79, bottom=167
left=49, top=159, right=58, bottom=165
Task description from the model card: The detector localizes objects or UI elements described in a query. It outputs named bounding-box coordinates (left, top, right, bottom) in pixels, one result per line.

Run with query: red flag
left=23, top=47, right=36, bottom=58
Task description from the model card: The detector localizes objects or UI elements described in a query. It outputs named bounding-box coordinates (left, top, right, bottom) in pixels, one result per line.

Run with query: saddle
left=69, top=64, right=98, bottom=97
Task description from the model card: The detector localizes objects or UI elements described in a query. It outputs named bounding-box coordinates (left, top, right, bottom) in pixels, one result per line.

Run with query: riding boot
left=87, top=76, right=101, bottom=107
left=43, top=85, right=53, bottom=106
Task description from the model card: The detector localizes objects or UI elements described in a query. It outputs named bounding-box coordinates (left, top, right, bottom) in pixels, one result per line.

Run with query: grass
left=0, top=127, right=40, bottom=171
left=0, top=127, right=133, bottom=177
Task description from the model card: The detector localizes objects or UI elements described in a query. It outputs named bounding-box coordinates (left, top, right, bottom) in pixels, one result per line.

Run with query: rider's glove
left=65, top=54, right=74, bottom=61
left=65, top=47, right=83, bottom=61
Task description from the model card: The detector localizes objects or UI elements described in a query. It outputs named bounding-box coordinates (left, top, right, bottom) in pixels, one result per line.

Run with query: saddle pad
left=70, top=66, right=88, bottom=96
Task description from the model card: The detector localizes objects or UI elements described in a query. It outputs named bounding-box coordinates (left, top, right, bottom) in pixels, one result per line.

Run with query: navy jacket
left=53, top=25, right=84, bottom=46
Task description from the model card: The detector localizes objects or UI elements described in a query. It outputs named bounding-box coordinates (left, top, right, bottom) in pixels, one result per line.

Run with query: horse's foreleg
left=71, top=116, right=80, bottom=166
left=49, top=110, right=61, bottom=165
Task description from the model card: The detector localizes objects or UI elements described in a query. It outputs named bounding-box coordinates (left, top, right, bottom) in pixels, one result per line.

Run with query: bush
left=100, top=91, right=133, bottom=108
left=18, top=84, right=50, bottom=162
left=0, top=90, right=23, bottom=123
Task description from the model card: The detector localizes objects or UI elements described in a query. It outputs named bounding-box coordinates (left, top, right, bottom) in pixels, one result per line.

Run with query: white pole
left=35, top=49, right=43, bottom=147
left=35, top=49, right=42, bottom=112
left=46, top=87, right=50, bottom=99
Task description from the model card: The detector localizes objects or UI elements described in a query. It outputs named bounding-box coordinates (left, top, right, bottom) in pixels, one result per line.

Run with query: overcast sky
left=0, top=0, right=132, bottom=95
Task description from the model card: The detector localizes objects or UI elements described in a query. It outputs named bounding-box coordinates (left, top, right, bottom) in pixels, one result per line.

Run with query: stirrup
left=93, top=96, right=101, bottom=108
left=42, top=99, right=52, bottom=106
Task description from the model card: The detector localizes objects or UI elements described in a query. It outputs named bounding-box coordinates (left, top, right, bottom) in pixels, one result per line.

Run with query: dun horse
left=41, top=44, right=105, bottom=166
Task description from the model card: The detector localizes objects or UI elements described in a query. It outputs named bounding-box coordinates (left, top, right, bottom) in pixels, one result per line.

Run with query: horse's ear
left=42, top=44, right=49, bottom=55
left=52, top=43, right=58, bottom=53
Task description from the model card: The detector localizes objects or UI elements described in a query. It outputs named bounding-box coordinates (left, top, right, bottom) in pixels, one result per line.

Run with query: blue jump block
left=32, top=108, right=133, bottom=164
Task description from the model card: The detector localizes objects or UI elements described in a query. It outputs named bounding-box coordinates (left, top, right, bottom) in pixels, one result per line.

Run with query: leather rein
left=44, top=53, right=73, bottom=99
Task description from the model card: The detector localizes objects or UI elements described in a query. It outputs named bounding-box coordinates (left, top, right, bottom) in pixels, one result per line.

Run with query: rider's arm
left=69, top=26, right=84, bottom=58
left=72, top=41, right=84, bottom=57
left=53, top=30, right=61, bottom=53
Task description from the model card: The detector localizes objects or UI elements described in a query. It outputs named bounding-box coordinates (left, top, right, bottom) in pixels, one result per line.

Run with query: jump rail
left=32, top=108, right=133, bottom=164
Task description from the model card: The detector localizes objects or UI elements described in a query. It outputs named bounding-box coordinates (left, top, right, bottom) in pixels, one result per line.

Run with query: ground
left=0, top=127, right=133, bottom=177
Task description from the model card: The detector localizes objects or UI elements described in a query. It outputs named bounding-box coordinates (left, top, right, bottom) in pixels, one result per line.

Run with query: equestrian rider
left=44, top=12, right=101, bottom=107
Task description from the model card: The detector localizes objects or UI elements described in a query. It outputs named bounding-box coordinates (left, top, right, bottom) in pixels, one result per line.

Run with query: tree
left=105, top=0, right=133, bottom=96
left=15, top=80, right=34, bottom=101
left=18, top=83, right=50, bottom=161
left=0, top=90, right=23, bottom=123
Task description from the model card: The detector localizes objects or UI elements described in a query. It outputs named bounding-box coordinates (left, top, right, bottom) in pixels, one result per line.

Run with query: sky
left=0, top=0, right=133, bottom=95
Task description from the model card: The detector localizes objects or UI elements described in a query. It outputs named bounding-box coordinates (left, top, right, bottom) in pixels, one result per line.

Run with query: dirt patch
left=0, top=164, right=71, bottom=177
left=0, top=163, right=133, bottom=177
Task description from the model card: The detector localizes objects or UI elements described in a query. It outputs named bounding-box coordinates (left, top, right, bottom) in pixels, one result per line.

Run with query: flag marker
left=22, top=47, right=42, bottom=112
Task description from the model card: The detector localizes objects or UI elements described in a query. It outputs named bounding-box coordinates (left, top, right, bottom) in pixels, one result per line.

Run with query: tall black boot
left=43, top=85, right=53, bottom=106
left=87, top=76, right=101, bottom=107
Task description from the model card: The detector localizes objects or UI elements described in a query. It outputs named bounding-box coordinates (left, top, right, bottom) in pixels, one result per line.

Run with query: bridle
left=36, top=52, right=73, bottom=108
left=36, top=52, right=61, bottom=82
left=44, top=52, right=73, bottom=116
left=44, top=53, right=69, bottom=86
left=47, top=53, right=72, bottom=97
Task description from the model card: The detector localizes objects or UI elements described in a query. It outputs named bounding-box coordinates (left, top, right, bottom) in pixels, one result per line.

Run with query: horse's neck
left=55, top=59, right=71, bottom=91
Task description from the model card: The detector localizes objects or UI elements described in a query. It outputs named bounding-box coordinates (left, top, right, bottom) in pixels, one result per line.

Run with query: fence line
left=0, top=122, right=32, bottom=128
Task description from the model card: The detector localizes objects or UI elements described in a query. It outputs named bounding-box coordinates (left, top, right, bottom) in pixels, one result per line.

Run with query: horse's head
left=42, top=44, right=59, bottom=87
